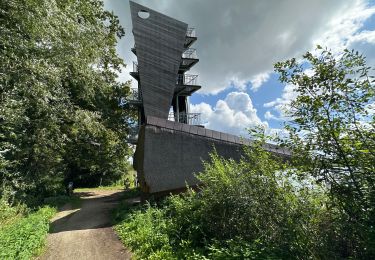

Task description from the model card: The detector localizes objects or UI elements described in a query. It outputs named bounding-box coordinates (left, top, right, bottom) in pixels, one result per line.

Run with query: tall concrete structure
left=128, top=1, right=200, bottom=129
left=127, top=2, right=290, bottom=196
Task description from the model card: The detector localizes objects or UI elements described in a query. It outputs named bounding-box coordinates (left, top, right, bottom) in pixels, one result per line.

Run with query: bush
left=275, top=48, right=375, bottom=258
left=114, top=142, right=331, bottom=259
left=115, top=204, right=172, bottom=259
left=0, top=194, right=77, bottom=259
left=0, top=199, right=28, bottom=228
left=0, top=206, right=56, bottom=259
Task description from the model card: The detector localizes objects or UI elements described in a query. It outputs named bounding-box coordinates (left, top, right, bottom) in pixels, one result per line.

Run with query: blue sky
left=104, top=0, right=375, bottom=137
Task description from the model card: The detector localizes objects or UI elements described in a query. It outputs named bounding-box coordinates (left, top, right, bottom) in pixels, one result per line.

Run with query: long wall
left=134, top=116, right=290, bottom=194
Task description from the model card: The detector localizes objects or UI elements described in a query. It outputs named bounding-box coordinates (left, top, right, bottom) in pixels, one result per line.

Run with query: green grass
left=0, top=201, right=27, bottom=228
left=0, top=206, right=56, bottom=259
left=43, top=194, right=82, bottom=209
left=0, top=195, right=80, bottom=259
left=112, top=188, right=141, bottom=224
left=75, top=185, right=125, bottom=192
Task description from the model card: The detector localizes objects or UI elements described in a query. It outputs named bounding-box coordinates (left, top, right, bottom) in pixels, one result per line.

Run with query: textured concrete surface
left=135, top=124, right=244, bottom=193
left=145, top=116, right=291, bottom=156
left=134, top=117, right=291, bottom=194
left=39, top=190, right=131, bottom=260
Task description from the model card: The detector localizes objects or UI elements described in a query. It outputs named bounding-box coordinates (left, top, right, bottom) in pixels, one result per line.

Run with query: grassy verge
left=0, top=195, right=80, bottom=259
left=75, top=185, right=124, bottom=192
left=0, top=206, right=56, bottom=259
left=112, top=188, right=141, bottom=224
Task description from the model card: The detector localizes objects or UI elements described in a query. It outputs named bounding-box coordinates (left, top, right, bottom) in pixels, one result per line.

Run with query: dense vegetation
left=1, top=0, right=374, bottom=258
left=0, top=195, right=78, bottom=259
left=0, top=205, right=55, bottom=259
left=115, top=143, right=328, bottom=259
left=114, top=48, right=375, bottom=259
left=0, top=0, right=133, bottom=205
left=275, top=47, right=375, bottom=258
left=1, top=1, right=132, bottom=257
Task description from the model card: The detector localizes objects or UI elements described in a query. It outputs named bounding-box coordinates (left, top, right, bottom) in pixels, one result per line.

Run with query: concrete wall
left=135, top=124, right=244, bottom=194
left=134, top=117, right=291, bottom=194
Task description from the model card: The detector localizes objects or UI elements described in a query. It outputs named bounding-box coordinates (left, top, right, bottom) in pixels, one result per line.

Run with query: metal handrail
left=186, top=28, right=196, bottom=37
left=168, top=112, right=201, bottom=125
left=133, top=61, right=138, bottom=72
left=177, top=74, right=198, bottom=85
left=182, top=48, right=197, bottom=59
left=126, top=88, right=141, bottom=101
left=127, top=125, right=139, bottom=143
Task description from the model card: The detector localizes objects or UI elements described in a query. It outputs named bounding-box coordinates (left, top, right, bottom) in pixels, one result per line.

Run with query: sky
left=104, top=0, right=375, bottom=137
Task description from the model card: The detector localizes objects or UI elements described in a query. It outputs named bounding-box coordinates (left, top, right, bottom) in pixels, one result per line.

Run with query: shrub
left=0, top=199, right=28, bottom=228
left=0, top=206, right=56, bottom=259
left=115, top=141, right=330, bottom=259
left=115, top=203, right=173, bottom=259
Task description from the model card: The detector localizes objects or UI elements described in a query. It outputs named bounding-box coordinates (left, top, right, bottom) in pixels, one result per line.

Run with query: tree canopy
left=275, top=47, right=375, bottom=258
left=0, top=0, right=132, bottom=204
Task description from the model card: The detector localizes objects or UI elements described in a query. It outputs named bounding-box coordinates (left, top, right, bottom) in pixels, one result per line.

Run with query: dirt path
left=39, top=190, right=132, bottom=260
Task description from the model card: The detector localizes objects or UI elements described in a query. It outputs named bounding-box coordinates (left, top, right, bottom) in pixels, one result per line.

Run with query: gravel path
left=39, top=190, right=131, bottom=260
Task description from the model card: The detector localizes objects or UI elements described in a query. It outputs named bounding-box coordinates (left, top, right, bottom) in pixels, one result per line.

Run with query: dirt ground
left=39, top=190, right=132, bottom=260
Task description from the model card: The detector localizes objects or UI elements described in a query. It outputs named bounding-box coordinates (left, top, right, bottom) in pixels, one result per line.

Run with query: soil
left=38, top=190, right=132, bottom=260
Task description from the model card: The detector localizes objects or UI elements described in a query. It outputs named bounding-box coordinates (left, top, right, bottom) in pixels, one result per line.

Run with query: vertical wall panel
left=130, top=1, right=188, bottom=120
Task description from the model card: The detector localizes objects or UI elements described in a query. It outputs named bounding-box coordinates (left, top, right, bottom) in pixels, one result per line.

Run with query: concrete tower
left=126, top=2, right=290, bottom=197
left=128, top=1, right=201, bottom=137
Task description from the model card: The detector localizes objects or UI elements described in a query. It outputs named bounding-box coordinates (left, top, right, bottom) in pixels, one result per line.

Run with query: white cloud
left=263, top=84, right=297, bottom=109
left=250, top=72, right=271, bottom=91
left=264, top=110, right=284, bottom=121
left=313, top=0, right=375, bottom=55
left=228, top=76, right=248, bottom=91
left=190, top=91, right=267, bottom=136
left=263, top=84, right=297, bottom=121
left=264, top=0, right=375, bottom=121
left=105, top=0, right=374, bottom=94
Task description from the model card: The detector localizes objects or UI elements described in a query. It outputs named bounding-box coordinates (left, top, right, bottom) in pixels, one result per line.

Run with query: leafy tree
left=275, top=47, right=375, bottom=258
left=0, top=0, right=132, bottom=203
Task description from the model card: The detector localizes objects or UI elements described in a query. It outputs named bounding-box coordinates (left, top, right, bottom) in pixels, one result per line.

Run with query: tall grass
left=0, top=195, right=78, bottom=259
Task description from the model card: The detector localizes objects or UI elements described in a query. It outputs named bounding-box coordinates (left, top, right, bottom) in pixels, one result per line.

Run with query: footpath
left=39, top=190, right=131, bottom=260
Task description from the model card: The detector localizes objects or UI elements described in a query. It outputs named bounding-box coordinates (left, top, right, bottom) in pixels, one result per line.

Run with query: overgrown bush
left=0, top=198, right=27, bottom=228
left=0, top=193, right=78, bottom=259
left=115, top=142, right=332, bottom=259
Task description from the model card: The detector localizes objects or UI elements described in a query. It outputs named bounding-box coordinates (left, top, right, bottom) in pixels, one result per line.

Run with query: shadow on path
left=50, top=191, right=123, bottom=233
left=39, top=189, right=131, bottom=260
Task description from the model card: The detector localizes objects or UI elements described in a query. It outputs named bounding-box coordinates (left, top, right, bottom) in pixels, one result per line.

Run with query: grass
left=0, top=206, right=56, bottom=259
left=0, top=195, right=81, bottom=259
left=112, top=187, right=142, bottom=224
left=0, top=201, right=27, bottom=228
left=75, top=185, right=125, bottom=192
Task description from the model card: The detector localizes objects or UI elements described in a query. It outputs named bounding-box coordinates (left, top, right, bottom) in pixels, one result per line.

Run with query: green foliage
left=0, top=198, right=28, bottom=227
left=115, top=204, right=173, bottom=259
left=0, top=192, right=78, bottom=259
left=115, top=141, right=330, bottom=259
left=0, top=206, right=56, bottom=259
left=43, top=194, right=81, bottom=209
left=275, top=47, right=375, bottom=258
left=112, top=47, right=375, bottom=259
left=0, top=0, right=133, bottom=203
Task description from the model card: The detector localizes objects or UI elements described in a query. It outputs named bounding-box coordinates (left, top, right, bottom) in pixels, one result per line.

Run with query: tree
left=0, top=0, right=132, bottom=203
left=275, top=47, right=375, bottom=258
